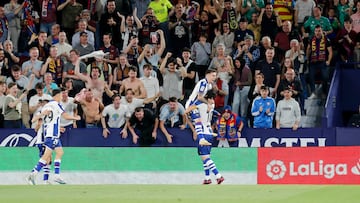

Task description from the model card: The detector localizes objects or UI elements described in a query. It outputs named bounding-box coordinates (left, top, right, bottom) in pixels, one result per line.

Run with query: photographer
left=139, top=8, right=160, bottom=46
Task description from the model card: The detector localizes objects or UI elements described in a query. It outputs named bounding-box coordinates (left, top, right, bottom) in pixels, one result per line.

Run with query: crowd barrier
left=0, top=127, right=359, bottom=147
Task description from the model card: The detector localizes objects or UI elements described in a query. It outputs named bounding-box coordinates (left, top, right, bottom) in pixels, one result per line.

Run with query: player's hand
left=266, top=108, right=270, bottom=114
left=74, top=115, right=81, bottom=120
left=276, top=123, right=280, bottom=130
left=120, top=129, right=128, bottom=139
left=132, top=134, right=139, bottom=144
left=102, top=128, right=110, bottom=138
left=60, top=127, right=66, bottom=133
left=259, top=106, right=263, bottom=112
left=152, top=131, right=157, bottom=140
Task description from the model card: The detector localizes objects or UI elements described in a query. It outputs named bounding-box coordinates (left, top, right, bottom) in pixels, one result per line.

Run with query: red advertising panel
left=258, top=146, right=360, bottom=184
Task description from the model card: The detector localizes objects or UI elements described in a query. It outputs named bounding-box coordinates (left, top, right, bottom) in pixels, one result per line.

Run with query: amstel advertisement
left=258, top=147, right=360, bottom=184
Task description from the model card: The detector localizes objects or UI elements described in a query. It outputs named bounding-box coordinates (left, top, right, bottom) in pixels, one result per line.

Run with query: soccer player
left=185, top=69, right=217, bottom=146
left=27, top=89, right=81, bottom=185
left=185, top=91, right=225, bottom=185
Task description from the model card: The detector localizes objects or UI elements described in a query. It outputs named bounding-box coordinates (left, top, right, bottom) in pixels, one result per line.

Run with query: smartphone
left=150, top=32, right=159, bottom=44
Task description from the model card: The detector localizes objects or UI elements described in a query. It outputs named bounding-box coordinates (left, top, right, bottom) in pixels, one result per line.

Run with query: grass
left=0, top=185, right=360, bottom=203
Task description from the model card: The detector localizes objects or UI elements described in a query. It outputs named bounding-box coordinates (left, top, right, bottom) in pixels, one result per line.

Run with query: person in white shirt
left=140, top=64, right=160, bottom=111
left=59, top=88, right=78, bottom=129
left=29, top=82, right=52, bottom=128
left=101, top=94, right=130, bottom=138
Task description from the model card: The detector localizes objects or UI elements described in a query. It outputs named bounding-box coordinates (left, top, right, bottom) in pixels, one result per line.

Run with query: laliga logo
left=267, top=159, right=360, bottom=180
left=266, top=160, right=286, bottom=180
left=0, top=133, right=36, bottom=147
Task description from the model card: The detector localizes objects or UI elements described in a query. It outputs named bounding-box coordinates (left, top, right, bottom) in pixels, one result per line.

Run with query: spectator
left=4, top=0, right=24, bottom=53
left=101, top=94, right=130, bottom=138
left=158, top=97, right=187, bottom=143
left=351, top=1, right=360, bottom=33
left=251, top=85, right=276, bottom=129
left=326, top=7, right=340, bottom=46
left=122, top=35, right=142, bottom=66
left=62, top=78, right=76, bottom=97
left=221, top=0, right=239, bottom=31
left=306, top=25, right=333, bottom=99
left=212, top=22, right=234, bottom=56
left=3, top=39, right=20, bottom=67
left=22, top=47, right=43, bottom=88
left=138, top=8, right=160, bottom=46
left=38, top=0, right=59, bottom=35
left=303, top=6, right=333, bottom=38
left=134, top=0, right=151, bottom=20
left=112, top=54, right=131, bottom=91
left=62, top=49, right=87, bottom=92
left=140, top=64, right=160, bottom=112
left=277, top=68, right=303, bottom=104
left=285, top=39, right=305, bottom=75
left=179, top=47, right=197, bottom=105
left=274, top=21, right=302, bottom=63
left=255, top=47, right=281, bottom=98
left=57, top=0, right=83, bottom=40
left=28, top=82, right=52, bottom=128
left=209, top=43, right=227, bottom=71
left=258, top=36, right=273, bottom=61
left=3, top=82, right=29, bottom=128
left=294, top=0, right=316, bottom=30
left=336, top=17, right=357, bottom=62
left=190, top=33, right=211, bottom=80
left=217, top=56, right=233, bottom=106
left=72, top=19, right=95, bottom=47
left=27, top=31, right=50, bottom=61
left=232, top=57, right=252, bottom=118
left=0, top=4, right=23, bottom=45
left=43, top=72, right=59, bottom=95
left=6, top=65, right=34, bottom=128
left=234, top=17, right=254, bottom=47
left=119, top=66, right=147, bottom=99
left=159, top=52, right=187, bottom=101
left=275, top=87, right=301, bottom=130
left=60, top=88, right=78, bottom=130
left=137, top=29, right=165, bottom=78
left=54, top=31, right=72, bottom=63
left=72, top=31, right=95, bottom=61
left=247, top=12, right=261, bottom=45
left=75, top=88, right=104, bottom=128
left=192, top=9, right=221, bottom=43
left=45, top=23, right=61, bottom=45
left=75, top=57, right=112, bottom=101
left=257, top=3, right=282, bottom=40
left=120, top=88, right=158, bottom=115
left=334, top=0, right=352, bottom=27
left=40, top=46, right=64, bottom=86
left=216, top=105, right=243, bottom=147
left=99, top=0, right=122, bottom=48
left=233, top=34, right=260, bottom=74
left=0, top=81, right=6, bottom=128
left=76, top=9, right=96, bottom=33
left=128, top=107, right=158, bottom=146
left=0, top=48, right=9, bottom=79
left=119, top=8, right=143, bottom=52
left=98, top=33, right=119, bottom=85
left=168, top=3, right=190, bottom=57
left=239, top=0, right=264, bottom=22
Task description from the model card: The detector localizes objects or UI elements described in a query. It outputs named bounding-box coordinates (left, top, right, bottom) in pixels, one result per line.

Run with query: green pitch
left=1, top=185, right=359, bottom=203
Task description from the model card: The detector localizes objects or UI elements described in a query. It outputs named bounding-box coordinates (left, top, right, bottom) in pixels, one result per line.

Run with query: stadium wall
left=4, top=127, right=360, bottom=147
left=0, top=147, right=257, bottom=185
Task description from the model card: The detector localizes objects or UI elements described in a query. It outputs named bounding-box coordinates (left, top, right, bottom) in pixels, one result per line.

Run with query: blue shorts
left=44, top=137, right=62, bottom=150
left=37, top=144, right=45, bottom=157
left=197, top=133, right=213, bottom=156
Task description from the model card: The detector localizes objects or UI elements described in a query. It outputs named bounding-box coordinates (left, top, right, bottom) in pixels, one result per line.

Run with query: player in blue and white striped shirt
left=27, top=89, right=81, bottom=185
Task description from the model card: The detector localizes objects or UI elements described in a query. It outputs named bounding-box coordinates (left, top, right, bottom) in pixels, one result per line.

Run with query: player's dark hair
left=168, top=97, right=177, bottom=102
left=204, top=90, right=216, bottom=99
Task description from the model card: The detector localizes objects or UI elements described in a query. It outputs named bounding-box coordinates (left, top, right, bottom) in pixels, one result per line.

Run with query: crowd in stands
left=0, top=0, right=360, bottom=144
